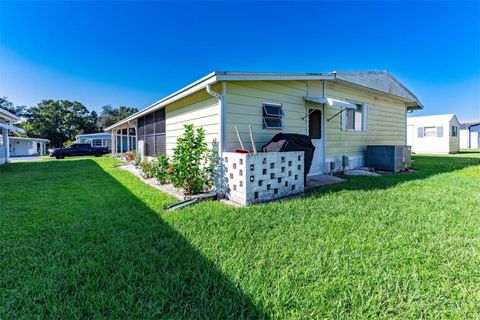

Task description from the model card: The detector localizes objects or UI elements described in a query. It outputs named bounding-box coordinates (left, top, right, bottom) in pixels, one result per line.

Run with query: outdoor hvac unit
left=366, top=145, right=411, bottom=172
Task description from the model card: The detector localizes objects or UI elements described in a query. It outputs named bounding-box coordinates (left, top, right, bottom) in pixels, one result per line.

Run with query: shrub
left=155, top=154, right=171, bottom=185
left=134, top=153, right=142, bottom=166
left=125, top=151, right=135, bottom=162
left=171, top=124, right=211, bottom=195
left=140, top=161, right=152, bottom=178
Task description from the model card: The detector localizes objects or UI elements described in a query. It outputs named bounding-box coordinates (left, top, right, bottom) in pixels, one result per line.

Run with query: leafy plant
left=140, top=160, right=152, bottom=178
left=125, top=151, right=135, bottom=162
left=134, top=152, right=142, bottom=166
left=155, top=154, right=171, bottom=185
left=171, top=124, right=211, bottom=195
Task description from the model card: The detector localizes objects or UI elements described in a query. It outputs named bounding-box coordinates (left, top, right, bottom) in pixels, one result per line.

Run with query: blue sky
left=0, top=1, right=479, bottom=121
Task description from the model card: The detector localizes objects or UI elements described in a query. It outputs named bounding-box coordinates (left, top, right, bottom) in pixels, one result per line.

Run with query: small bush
left=155, top=154, right=171, bottom=185
left=140, top=161, right=152, bottom=178
left=134, top=153, right=142, bottom=166
left=125, top=151, right=135, bottom=162
left=171, top=124, right=212, bottom=195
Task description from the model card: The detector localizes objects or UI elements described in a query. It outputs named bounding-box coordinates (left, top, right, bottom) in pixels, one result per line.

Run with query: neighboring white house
left=106, top=71, right=423, bottom=174
left=0, top=107, right=25, bottom=164
left=9, top=136, right=50, bottom=157
left=75, top=132, right=135, bottom=152
left=407, top=114, right=460, bottom=154
left=460, top=122, right=480, bottom=149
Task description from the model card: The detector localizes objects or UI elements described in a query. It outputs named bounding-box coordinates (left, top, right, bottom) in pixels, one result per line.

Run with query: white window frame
left=262, top=102, right=284, bottom=130
left=423, top=126, right=437, bottom=137
left=451, top=126, right=458, bottom=137
left=341, top=102, right=367, bottom=133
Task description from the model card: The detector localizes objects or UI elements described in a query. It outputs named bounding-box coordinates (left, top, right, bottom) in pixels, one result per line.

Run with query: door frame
left=306, top=104, right=326, bottom=175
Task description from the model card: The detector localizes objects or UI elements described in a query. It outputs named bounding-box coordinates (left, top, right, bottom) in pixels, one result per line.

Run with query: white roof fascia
left=332, top=78, right=423, bottom=109
left=304, top=96, right=357, bottom=109
left=0, top=122, right=26, bottom=133
left=9, top=136, right=50, bottom=142
left=104, top=72, right=336, bottom=131
left=215, top=72, right=335, bottom=81
left=0, top=108, right=19, bottom=122
left=105, top=72, right=218, bottom=131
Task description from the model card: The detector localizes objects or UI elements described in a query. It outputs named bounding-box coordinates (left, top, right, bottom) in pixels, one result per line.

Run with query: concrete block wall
left=224, top=151, right=305, bottom=205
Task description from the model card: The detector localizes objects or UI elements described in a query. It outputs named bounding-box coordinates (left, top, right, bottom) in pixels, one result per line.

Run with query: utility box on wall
left=366, top=145, right=411, bottom=172
left=223, top=152, right=305, bottom=205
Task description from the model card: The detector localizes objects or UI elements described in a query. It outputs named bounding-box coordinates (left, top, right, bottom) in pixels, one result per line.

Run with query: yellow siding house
left=106, top=71, right=422, bottom=175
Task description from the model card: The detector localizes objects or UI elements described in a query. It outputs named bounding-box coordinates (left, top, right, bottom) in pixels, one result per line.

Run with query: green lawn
left=1, top=153, right=479, bottom=319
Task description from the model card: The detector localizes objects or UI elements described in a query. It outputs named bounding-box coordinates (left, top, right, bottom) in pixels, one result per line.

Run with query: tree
left=24, top=100, right=98, bottom=147
left=0, top=96, right=27, bottom=117
left=97, top=105, right=138, bottom=130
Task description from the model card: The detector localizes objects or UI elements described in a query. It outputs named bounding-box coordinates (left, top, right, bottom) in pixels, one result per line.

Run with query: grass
left=1, top=153, right=479, bottom=319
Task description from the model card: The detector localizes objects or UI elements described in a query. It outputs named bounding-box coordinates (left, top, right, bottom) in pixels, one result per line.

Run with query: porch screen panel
left=145, top=113, right=154, bottom=135
left=145, top=135, right=155, bottom=157
left=137, top=117, right=145, bottom=144
left=138, top=108, right=166, bottom=157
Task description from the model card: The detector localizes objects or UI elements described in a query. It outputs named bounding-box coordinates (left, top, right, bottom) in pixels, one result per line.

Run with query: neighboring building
left=106, top=71, right=423, bottom=175
left=9, top=137, right=50, bottom=157
left=0, top=107, right=25, bottom=164
left=407, top=114, right=460, bottom=154
left=75, top=132, right=136, bottom=152
left=460, top=122, right=480, bottom=149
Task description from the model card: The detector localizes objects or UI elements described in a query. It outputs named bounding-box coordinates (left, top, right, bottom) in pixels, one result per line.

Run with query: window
left=92, top=139, right=103, bottom=147
left=419, top=126, right=443, bottom=138
left=262, top=103, right=283, bottom=129
left=308, top=109, right=322, bottom=139
left=451, top=126, right=458, bottom=137
left=342, top=104, right=365, bottom=132
left=424, top=126, right=436, bottom=137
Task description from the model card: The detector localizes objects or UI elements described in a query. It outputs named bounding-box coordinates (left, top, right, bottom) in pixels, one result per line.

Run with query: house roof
left=407, top=113, right=458, bottom=124
left=105, top=71, right=423, bottom=131
left=460, top=121, right=480, bottom=129
left=9, top=136, right=50, bottom=143
left=0, top=107, right=19, bottom=123
left=76, top=132, right=112, bottom=139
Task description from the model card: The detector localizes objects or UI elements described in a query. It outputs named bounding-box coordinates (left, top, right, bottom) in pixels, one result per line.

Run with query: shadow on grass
left=0, top=159, right=267, bottom=319
left=306, top=152, right=480, bottom=197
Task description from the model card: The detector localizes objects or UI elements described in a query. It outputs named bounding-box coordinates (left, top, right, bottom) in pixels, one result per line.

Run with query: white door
left=308, top=109, right=324, bottom=175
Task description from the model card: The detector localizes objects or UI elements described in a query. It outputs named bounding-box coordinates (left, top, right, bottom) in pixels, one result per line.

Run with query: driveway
left=10, top=156, right=42, bottom=162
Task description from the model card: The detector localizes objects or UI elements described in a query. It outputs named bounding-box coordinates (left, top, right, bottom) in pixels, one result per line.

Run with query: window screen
left=343, top=104, right=363, bottom=131
left=424, top=126, right=436, bottom=137
left=308, top=109, right=322, bottom=139
left=451, top=126, right=458, bottom=137
left=262, top=103, right=283, bottom=129
left=137, top=108, right=166, bottom=157
left=145, top=113, right=154, bottom=135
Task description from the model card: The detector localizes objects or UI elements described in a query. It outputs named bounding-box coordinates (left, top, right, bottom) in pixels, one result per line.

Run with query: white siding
left=165, top=87, right=220, bottom=156
left=449, top=117, right=460, bottom=153
left=224, top=80, right=307, bottom=152
left=323, top=82, right=407, bottom=164
left=407, top=114, right=457, bottom=154
left=225, top=80, right=410, bottom=171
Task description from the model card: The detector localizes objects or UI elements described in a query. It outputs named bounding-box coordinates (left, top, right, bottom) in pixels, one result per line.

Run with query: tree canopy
left=0, top=96, right=27, bottom=117
left=24, top=100, right=98, bottom=147
left=97, top=105, right=138, bottom=130
left=1, top=97, right=139, bottom=147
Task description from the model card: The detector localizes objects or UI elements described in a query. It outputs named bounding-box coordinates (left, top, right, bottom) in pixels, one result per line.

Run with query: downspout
left=206, top=82, right=225, bottom=154
left=206, top=82, right=226, bottom=195
left=322, top=80, right=327, bottom=173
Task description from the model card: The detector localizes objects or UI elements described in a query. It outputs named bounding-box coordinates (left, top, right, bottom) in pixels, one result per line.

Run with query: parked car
left=50, top=143, right=109, bottom=159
